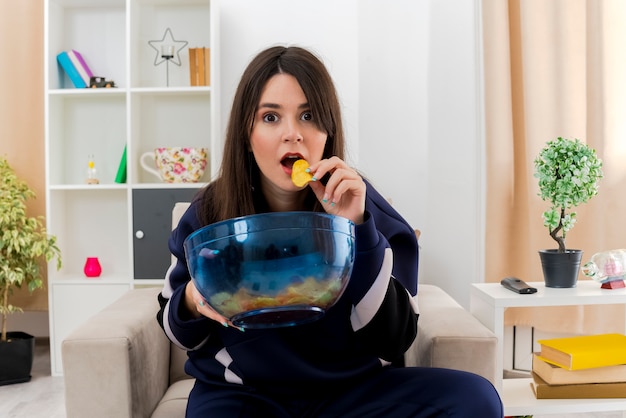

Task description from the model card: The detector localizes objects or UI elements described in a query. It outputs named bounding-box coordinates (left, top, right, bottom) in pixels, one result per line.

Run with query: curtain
left=483, top=0, right=626, bottom=334
left=0, top=1, right=47, bottom=311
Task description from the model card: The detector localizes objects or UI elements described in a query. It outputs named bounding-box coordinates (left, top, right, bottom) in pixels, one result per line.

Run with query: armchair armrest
left=62, top=287, right=169, bottom=418
left=405, top=284, right=498, bottom=384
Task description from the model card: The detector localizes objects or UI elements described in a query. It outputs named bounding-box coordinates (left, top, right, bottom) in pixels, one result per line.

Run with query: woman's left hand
left=307, top=157, right=366, bottom=225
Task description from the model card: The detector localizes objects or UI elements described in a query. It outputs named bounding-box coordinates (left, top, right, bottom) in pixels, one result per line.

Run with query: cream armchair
left=62, top=204, right=497, bottom=418
left=62, top=284, right=498, bottom=418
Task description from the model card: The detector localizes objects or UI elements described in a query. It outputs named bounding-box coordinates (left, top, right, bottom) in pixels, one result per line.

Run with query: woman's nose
left=282, top=120, right=303, bottom=142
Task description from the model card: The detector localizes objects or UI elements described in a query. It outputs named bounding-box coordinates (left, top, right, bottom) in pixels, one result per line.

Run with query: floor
left=0, top=339, right=622, bottom=418
left=0, top=338, right=66, bottom=418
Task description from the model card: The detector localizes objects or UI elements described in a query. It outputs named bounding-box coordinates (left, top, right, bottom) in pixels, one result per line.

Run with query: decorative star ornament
left=148, top=28, right=188, bottom=66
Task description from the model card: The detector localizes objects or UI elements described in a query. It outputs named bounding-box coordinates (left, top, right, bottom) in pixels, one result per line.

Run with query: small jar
left=583, top=249, right=626, bottom=282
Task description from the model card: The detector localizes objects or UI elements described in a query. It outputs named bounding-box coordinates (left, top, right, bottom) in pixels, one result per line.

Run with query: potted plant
left=534, top=137, right=603, bottom=288
left=0, top=156, right=61, bottom=385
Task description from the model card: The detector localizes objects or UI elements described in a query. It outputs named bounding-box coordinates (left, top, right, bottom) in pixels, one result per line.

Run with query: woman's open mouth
left=280, top=154, right=303, bottom=174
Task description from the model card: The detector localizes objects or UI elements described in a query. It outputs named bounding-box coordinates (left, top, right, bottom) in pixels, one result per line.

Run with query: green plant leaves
left=534, top=137, right=603, bottom=252
left=0, top=156, right=62, bottom=341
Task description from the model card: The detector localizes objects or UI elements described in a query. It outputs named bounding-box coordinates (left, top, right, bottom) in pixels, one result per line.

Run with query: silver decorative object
left=148, top=28, right=188, bottom=87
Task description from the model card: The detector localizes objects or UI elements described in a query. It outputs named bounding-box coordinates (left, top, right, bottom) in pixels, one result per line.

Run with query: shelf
left=502, top=378, right=626, bottom=416
left=48, top=88, right=126, bottom=96
left=129, top=0, right=212, bottom=89
left=129, top=93, right=212, bottom=184
left=48, top=0, right=125, bottom=8
left=48, top=184, right=128, bottom=191
left=47, top=188, right=130, bottom=282
left=48, top=87, right=210, bottom=96
left=134, top=0, right=210, bottom=6
left=131, top=182, right=206, bottom=189
left=45, top=0, right=218, bottom=377
left=472, top=280, right=626, bottom=308
left=471, top=281, right=626, bottom=415
left=49, top=274, right=131, bottom=285
left=47, top=94, right=127, bottom=186
left=130, top=86, right=211, bottom=95
left=47, top=0, right=126, bottom=90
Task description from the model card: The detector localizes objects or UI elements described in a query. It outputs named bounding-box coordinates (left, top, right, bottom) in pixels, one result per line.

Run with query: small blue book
left=57, top=51, right=87, bottom=88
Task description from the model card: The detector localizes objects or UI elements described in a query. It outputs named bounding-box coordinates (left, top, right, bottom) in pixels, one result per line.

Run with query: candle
left=161, top=45, right=174, bottom=58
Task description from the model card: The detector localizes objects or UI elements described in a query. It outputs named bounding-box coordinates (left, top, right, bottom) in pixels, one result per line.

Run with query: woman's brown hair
left=199, top=46, right=345, bottom=225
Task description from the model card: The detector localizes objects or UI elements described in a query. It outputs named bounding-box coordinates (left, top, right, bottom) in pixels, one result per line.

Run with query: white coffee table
left=470, top=280, right=626, bottom=416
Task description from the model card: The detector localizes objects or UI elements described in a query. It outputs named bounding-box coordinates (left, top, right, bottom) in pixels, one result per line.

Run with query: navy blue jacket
left=157, top=181, right=419, bottom=396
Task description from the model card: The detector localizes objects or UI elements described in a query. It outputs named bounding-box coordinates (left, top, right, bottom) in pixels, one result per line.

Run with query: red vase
left=84, top=257, right=102, bottom=278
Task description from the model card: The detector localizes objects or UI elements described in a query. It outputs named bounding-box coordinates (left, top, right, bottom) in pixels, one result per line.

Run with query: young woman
left=157, top=46, right=503, bottom=417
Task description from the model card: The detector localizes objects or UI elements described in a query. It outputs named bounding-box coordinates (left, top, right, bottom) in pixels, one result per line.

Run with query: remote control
left=500, top=277, right=537, bottom=294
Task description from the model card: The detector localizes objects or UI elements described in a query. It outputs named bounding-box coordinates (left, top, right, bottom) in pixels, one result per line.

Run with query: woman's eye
left=262, top=113, right=279, bottom=123
left=301, top=112, right=313, bottom=121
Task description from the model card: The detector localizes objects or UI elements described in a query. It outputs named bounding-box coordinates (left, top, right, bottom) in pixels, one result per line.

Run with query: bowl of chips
left=184, top=212, right=355, bottom=329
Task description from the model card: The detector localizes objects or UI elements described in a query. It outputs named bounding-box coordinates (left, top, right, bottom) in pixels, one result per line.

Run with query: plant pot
left=538, top=249, right=583, bottom=288
left=0, top=331, right=35, bottom=385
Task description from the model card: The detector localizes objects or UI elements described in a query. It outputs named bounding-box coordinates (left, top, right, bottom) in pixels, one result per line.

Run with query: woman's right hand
left=184, top=281, right=244, bottom=331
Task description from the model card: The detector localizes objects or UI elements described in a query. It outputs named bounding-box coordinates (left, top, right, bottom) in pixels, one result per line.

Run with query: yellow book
left=203, top=47, right=210, bottom=86
left=537, top=333, right=626, bottom=371
left=197, top=48, right=206, bottom=86
left=189, top=48, right=198, bottom=86
left=188, top=47, right=210, bottom=86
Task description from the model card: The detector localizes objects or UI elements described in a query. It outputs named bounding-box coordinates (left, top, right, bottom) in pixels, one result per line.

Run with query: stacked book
left=531, top=333, right=626, bottom=399
left=57, top=49, right=93, bottom=88
left=189, top=47, right=210, bottom=86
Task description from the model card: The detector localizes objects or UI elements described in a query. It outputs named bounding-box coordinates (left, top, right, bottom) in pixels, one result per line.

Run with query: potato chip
left=291, top=159, right=314, bottom=187
left=208, top=277, right=343, bottom=317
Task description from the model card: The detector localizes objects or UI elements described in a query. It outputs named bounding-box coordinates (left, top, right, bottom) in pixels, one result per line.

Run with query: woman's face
left=250, top=73, right=327, bottom=193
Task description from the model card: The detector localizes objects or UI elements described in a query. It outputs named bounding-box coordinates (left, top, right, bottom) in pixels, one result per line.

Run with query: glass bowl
left=184, top=212, right=355, bottom=329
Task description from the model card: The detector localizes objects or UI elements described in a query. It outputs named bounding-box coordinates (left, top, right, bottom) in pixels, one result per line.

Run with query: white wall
left=218, top=0, right=484, bottom=308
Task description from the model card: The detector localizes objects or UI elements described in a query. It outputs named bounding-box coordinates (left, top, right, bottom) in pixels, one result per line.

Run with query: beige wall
left=1, top=1, right=47, bottom=311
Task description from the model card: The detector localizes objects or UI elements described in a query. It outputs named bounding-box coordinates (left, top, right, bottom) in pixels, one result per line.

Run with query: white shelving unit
left=471, top=281, right=626, bottom=416
left=44, top=0, right=220, bottom=376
